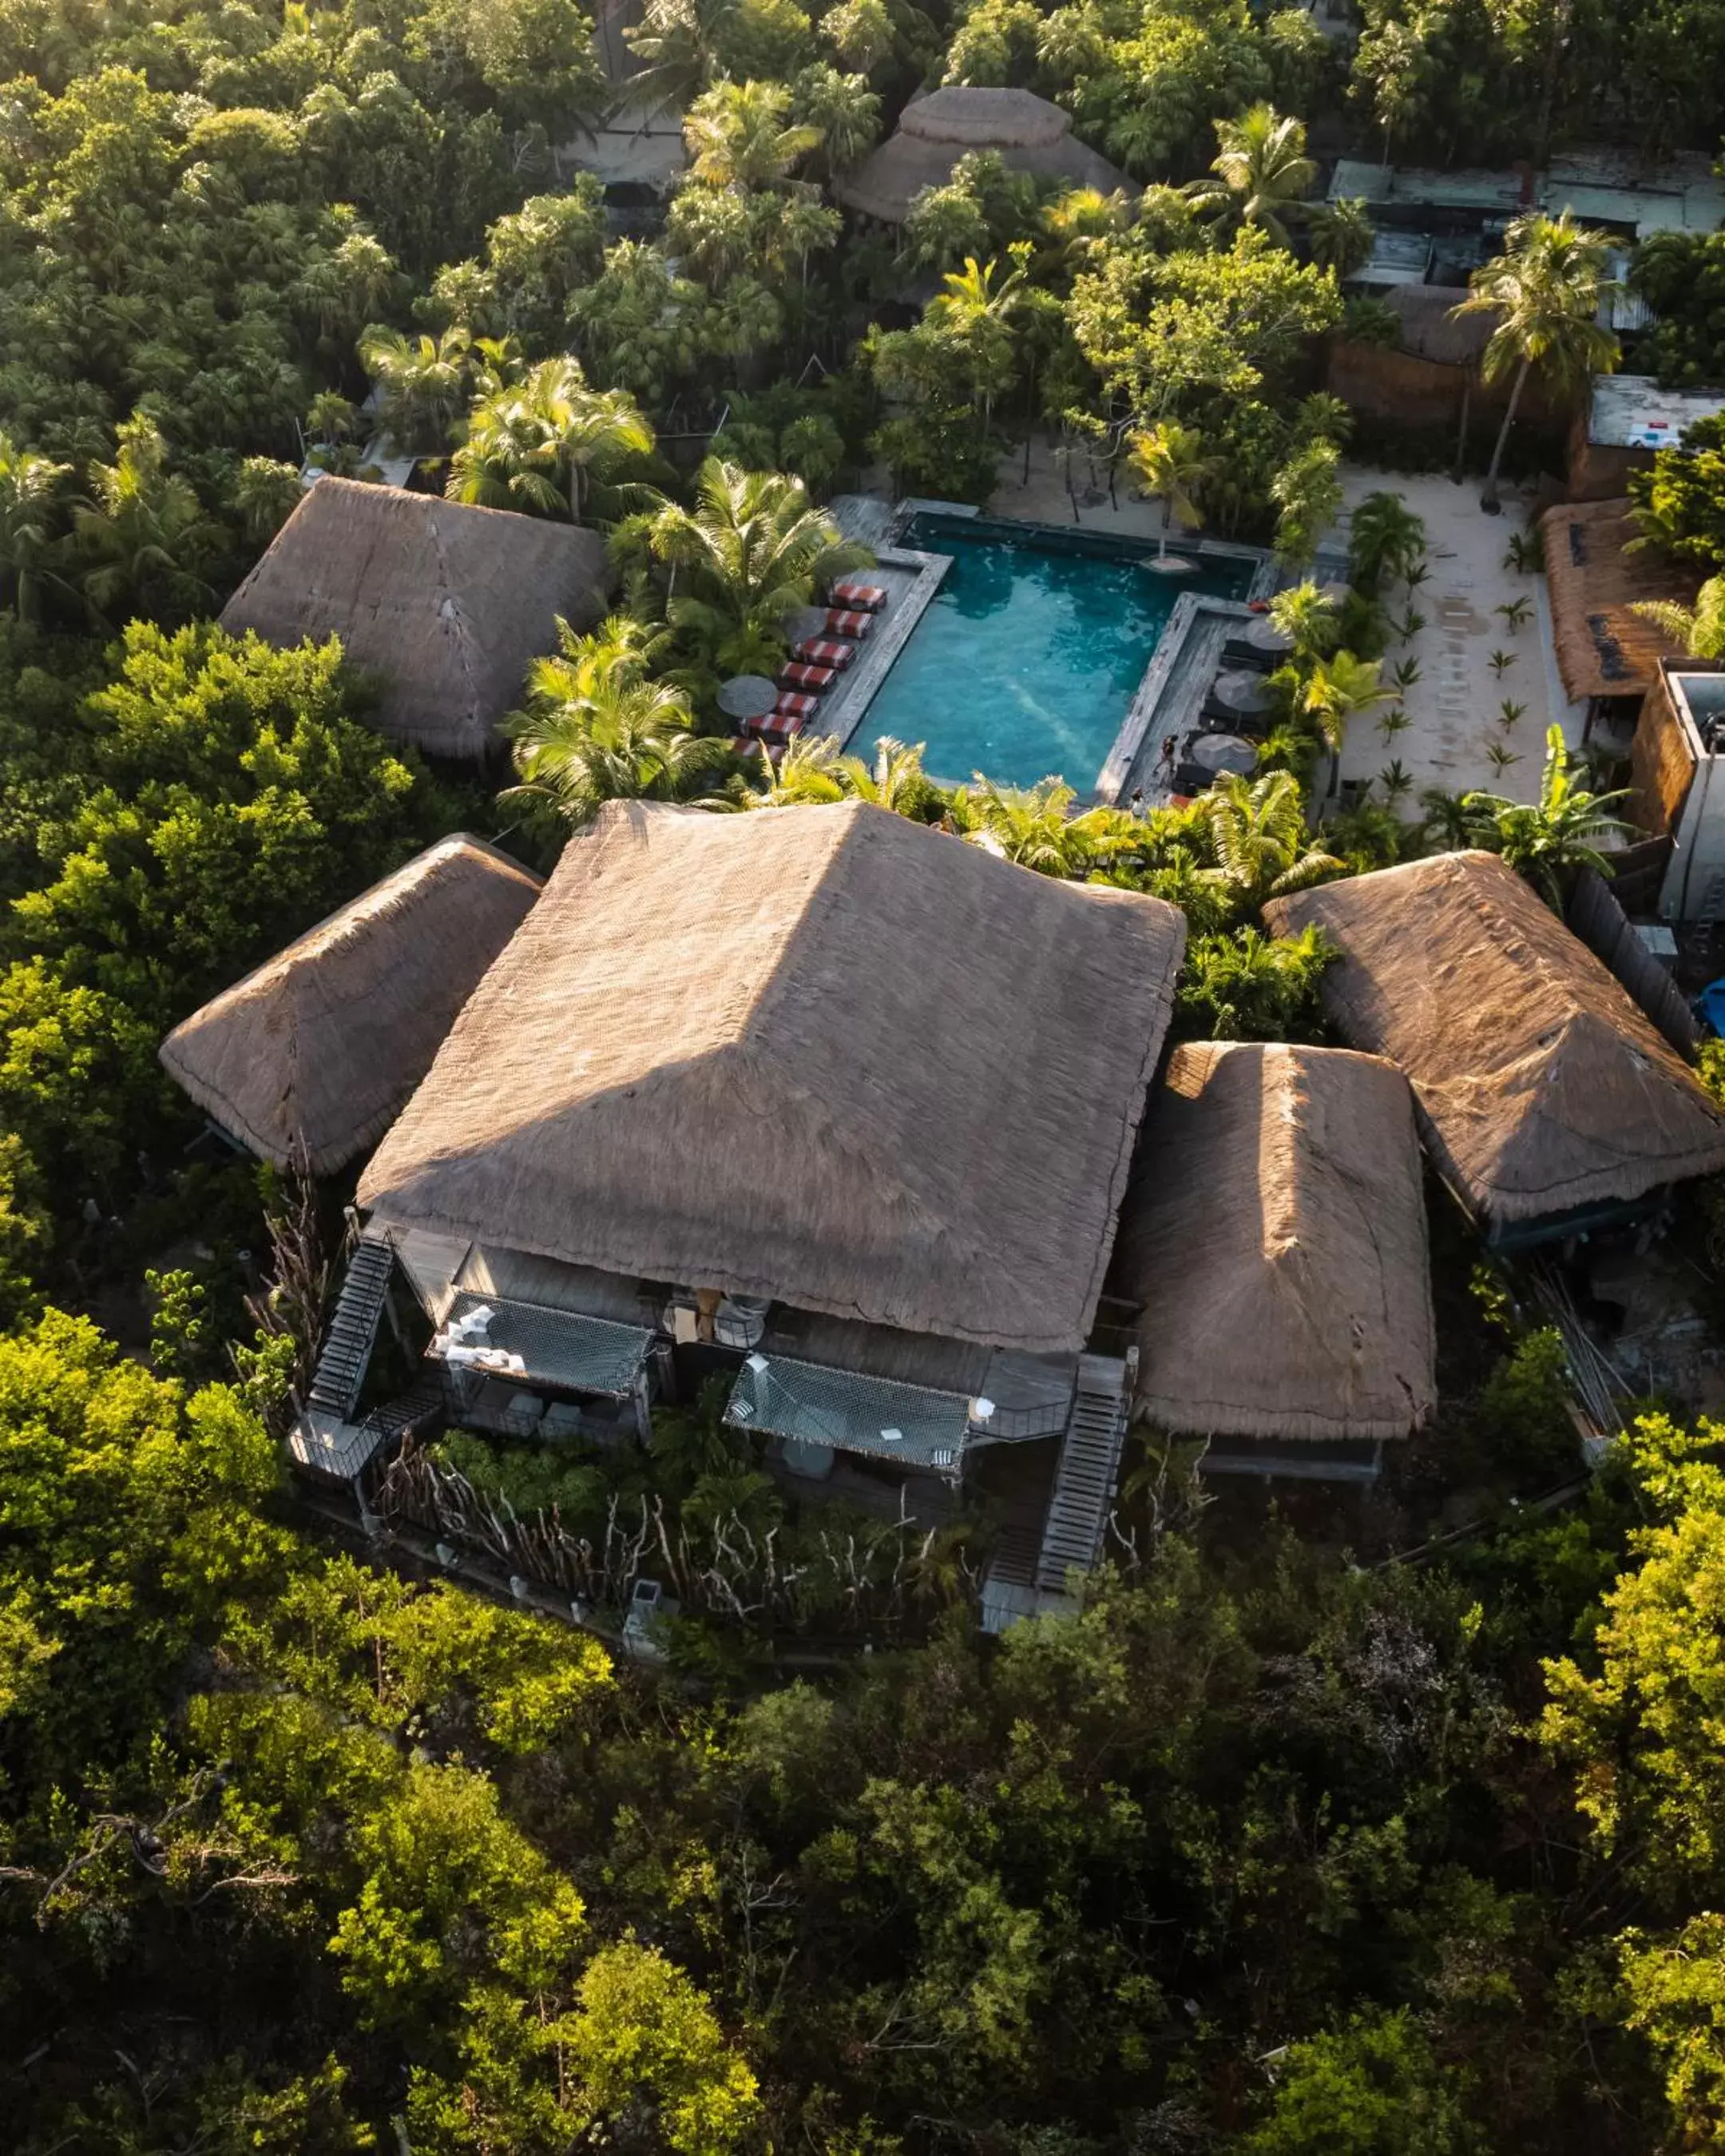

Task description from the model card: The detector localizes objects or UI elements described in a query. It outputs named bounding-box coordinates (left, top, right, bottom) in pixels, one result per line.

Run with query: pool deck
left=808, top=542, right=952, bottom=756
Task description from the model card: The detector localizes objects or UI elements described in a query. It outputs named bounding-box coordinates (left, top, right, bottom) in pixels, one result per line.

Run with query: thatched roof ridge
left=1118, top=1043, right=1436, bottom=1441
left=835, top=88, right=1130, bottom=224
left=161, top=834, right=542, bottom=1175
left=220, top=478, right=613, bottom=760
left=1264, top=850, right=1725, bottom=1226
left=359, top=800, right=1187, bottom=1352
left=1540, top=497, right=1701, bottom=703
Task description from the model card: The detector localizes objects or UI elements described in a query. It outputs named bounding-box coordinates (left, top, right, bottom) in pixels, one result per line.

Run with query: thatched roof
left=1388, top=283, right=1495, bottom=367
left=1264, top=850, right=1725, bottom=1228
left=1116, top=1044, right=1435, bottom=1442
left=1541, top=497, right=1702, bottom=703
left=835, top=85, right=1130, bottom=224
left=220, top=478, right=613, bottom=760
left=359, top=800, right=1187, bottom=1353
left=161, top=834, right=542, bottom=1175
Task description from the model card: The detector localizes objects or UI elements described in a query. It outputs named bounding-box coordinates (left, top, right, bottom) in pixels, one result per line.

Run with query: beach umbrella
left=1189, top=732, right=1257, bottom=776
left=1212, top=668, right=1274, bottom=717
left=717, top=675, right=778, bottom=722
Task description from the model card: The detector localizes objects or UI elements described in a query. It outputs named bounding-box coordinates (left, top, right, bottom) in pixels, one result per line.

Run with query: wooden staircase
left=1034, top=1354, right=1128, bottom=1594
left=306, top=1235, right=395, bottom=1420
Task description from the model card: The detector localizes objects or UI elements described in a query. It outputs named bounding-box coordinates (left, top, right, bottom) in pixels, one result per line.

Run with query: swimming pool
left=856, top=513, right=1255, bottom=791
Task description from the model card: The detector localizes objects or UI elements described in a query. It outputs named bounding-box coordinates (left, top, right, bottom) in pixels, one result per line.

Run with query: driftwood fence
left=1566, top=865, right=1699, bottom=1055
left=375, top=1437, right=977, bottom=1641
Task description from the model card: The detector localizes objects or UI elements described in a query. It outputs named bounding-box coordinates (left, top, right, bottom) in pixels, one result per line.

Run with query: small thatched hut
left=1540, top=497, right=1701, bottom=714
left=1114, top=1043, right=1436, bottom=1471
left=1264, top=850, right=1725, bottom=1241
left=161, top=834, right=542, bottom=1175
left=360, top=799, right=1186, bottom=1353
left=835, top=86, right=1131, bottom=226
left=220, top=479, right=613, bottom=760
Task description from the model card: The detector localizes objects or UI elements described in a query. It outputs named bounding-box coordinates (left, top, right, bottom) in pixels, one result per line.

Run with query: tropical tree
left=636, top=458, right=870, bottom=675
left=0, top=434, right=72, bottom=622
left=840, top=735, right=945, bottom=818
left=924, top=251, right=1031, bottom=439
left=791, top=64, right=880, bottom=176
left=684, top=80, right=823, bottom=188
left=1308, top=196, right=1376, bottom=281
left=230, top=456, right=304, bottom=545
left=1127, top=422, right=1211, bottom=561
left=507, top=668, right=722, bottom=826
left=359, top=325, right=475, bottom=456
left=1269, top=578, right=1342, bottom=661
left=72, top=416, right=220, bottom=625
left=1633, top=573, right=1725, bottom=660
left=1418, top=787, right=1474, bottom=850
left=741, top=730, right=849, bottom=805
left=1271, top=438, right=1342, bottom=568
left=1176, top=923, right=1334, bottom=1040
left=1301, top=650, right=1396, bottom=755
left=962, top=777, right=1134, bottom=877
left=625, top=0, right=740, bottom=112
left=1200, top=768, right=1345, bottom=902
left=1453, top=211, right=1620, bottom=513
left=448, top=359, right=654, bottom=522
left=1347, top=490, right=1428, bottom=595
left=1184, top=105, right=1316, bottom=248
left=1461, top=723, right=1632, bottom=906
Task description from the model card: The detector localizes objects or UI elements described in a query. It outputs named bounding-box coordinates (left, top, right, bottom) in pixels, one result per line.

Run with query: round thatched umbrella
left=1189, top=732, right=1258, bottom=777
left=786, top=605, right=830, bottom=645
left=1239, top=613, right=1294, bottom=658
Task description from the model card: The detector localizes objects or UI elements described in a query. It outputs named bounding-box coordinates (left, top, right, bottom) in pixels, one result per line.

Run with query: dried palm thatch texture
left=1540, top=497, right=1699, bottom=703
left=161, top=834, right=542, bottom=1175
left=220, top=478, right=613, bottom=759
left=1117, top=1043, right=1436, bottom=1441
left=1264, top=850, right=1725, bottom=1227
left=360, top=799, right=1186, bottom=1353
left=835, top=85, right=1131, bottom=224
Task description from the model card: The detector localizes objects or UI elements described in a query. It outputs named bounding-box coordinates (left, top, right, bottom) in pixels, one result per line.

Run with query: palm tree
left=962, top=777, right=1134, bottom=878
left=1271, top=439, right=1342, bottom=569
left=1300, top=650, right=1396, bottom=756
left=1184, top=105, right=1315, bottom=247
left=1418, top=787, right=1474, bottom=850
left=741, top=730, right=849, bottom=806
left=640, top=458, right=870, bottom=676
left=73, top=415, right=218, bottom=624
left=359, top=325, right=474, bottom=457
left=1461, top=724, right=1632, bottom=907
left=1347, top=490, right=1428, bottom=596
left=840, top=735, right=941, bottom=816
left=1453, top=211, right=1620, bottom=513
left=506, top=671, right=724, bottom=826
left=1308, top=196, right=1375, bottom=280
left=684, top=81, right=823, bottom=188
left=1200, top=769, right=1344, bottom=901
left=625, top=0, right=738, bottom=115
left=231, top=455, right=303, bottom=545
left=1127, top=422, right=1209, bottom=562
left=448, top=359, right=654, bottom=523
left=1268, top=579, right=1341, bottom=662
left=793, top=65, right=881, bottom=176
left=1633, top=574, right=1725, bottom=660
left=0, top=434, right=72, bottom=622
left=925, top=255, right=1026, bottom=441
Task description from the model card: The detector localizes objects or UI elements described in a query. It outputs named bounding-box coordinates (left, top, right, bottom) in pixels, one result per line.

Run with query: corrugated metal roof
left=1588, top=375, right=1725, bottom=449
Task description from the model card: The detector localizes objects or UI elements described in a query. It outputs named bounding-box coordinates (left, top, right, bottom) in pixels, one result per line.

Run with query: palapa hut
left=161, top=834, right=542, bottom=1176
left=1264, top=850, right=1725, bottom=1243
left=835, top=86, right=1131, bottom=226
left=1540, top=497, right=1701, bottom=723
left=220, top=478, right=613, bottom=760
left=347, top=799, right=1184, bottom=1577
left=1112, top=1043, right=1436, bottom=1480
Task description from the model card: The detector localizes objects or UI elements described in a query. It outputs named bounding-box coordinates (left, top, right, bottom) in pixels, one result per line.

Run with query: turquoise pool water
left=859, top=513, right=1255, bottom=791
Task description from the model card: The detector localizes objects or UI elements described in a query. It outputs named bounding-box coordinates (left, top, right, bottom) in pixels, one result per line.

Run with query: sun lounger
left=823, top=609, right=874, bottom=640
left=771, top=690, right=819, bottom=722
left=750, top=707, right=807, bottom=739
left=780, top=660, right=836, bottom=691
left=793, top=638, right=855, bottom=668
left=831, top=577, right=887, bottom=610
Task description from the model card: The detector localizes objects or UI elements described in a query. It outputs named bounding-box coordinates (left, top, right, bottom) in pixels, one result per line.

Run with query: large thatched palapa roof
left=1264, top=850, right=1725, bottom=1228
left=220, top=478, right=613, bottom=759
left=835, top=85, right=1131, bottom=225
left=1541, top=497, right=1701, bottom=703
left=1116, top=1044, right=1436, bottom=1442
left=359, top=799, right=1187, bottom=1352
left=161, top=834, right=542, bottom=1175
